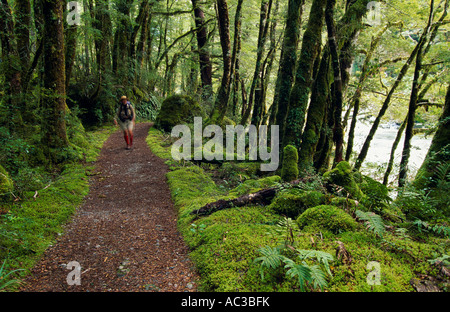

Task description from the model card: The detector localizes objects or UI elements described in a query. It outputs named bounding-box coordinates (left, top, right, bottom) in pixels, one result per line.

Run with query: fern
left=356, top=210, right=386, bottom=238
left=254, top=246, right=287, bottom=280
left=284, top=262, right=312, bottom=292
left=296, top=249, right=334, bottom=276
left=308, top=264, right=328, bottom=290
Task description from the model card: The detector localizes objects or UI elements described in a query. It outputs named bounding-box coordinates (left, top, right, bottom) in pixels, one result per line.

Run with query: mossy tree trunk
left=298, top=0, right=372, bottom=170
left=230, top=0, right=244, bottom=117
left=42, top=0, right=69, bottom=150
left=209, top=0, right=232, bottom=124
left=0, top=0, right=24, bottom=129
left=325, top=0, right=344, bottom=166
left=192, top=0, right=213, bottom=100
left=414, top=83, right=450, bottom=189
left=282, top=0, right=326, bottom=149
left=241, top=0, right=272, bottom=126
left=272, top=0, right=304, bottom=129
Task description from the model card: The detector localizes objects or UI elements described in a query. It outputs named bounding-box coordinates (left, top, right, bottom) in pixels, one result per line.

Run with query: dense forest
left=0, top=0, right=449, bottom=293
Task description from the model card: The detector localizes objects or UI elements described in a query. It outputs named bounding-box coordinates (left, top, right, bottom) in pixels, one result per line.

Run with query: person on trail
left=114, top=95, right=136, bottom=150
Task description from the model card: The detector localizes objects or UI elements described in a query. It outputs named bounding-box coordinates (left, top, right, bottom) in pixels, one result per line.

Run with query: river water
left=351, top=121, right=432, bottom=184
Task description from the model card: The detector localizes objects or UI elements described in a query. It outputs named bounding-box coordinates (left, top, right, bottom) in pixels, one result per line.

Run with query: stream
left=352, top=121, right=432, bottom=184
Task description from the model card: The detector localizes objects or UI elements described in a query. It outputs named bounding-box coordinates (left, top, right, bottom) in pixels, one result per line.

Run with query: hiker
left=114, top=95, right=136, bottom=150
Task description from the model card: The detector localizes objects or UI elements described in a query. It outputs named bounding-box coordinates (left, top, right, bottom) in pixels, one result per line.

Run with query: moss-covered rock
left=330, top=196, right=361, bottom=211
left=281, top=145, right=299, bottom=182
left=268, top=190, right=326, bottom=218
left=323, top=161, right=363, bottom=200
left=296, top=205, right=359, bottom=234
left=358, top=175, right=391, bottom=207
left=0, top=165, right=13, bottom=196
left=155, top=94, right=205, bottom=132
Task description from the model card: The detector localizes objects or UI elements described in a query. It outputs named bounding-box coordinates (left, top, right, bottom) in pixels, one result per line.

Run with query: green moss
left=323, top=161, right=364, bottom=200
left=155, top=94, right=205, bottom=132
left=297, top=205, right=359, bottom=234
left=0, top=165, right=14, bottom=196
left=0, top=126, right=113, bottom=288
left=268, top=190, right=326, bottom=218
left=281, top=145, right=299, bottom=182
left=330, top=196, right=362, bottom=211
left=228, top=175, right=281, bottom=198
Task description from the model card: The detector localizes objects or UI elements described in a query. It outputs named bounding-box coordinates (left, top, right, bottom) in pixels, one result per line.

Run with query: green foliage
left=355, top=210, right=386, bottom=238
left=0, top=126, right=112, bottom=290
left=0, top=259, right=23, bottom=291
left=412, top=219, right=450, bottom=238
left=297, top=205, right=359, bottom=234
left=0, top=165, right=14, bottom=196
left=254, top=244, right=333, bottom=291
left=281, top=145, right=299, bottom=182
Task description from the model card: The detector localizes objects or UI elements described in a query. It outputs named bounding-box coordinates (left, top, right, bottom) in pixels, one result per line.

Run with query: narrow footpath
left=21, top=123, right=199, bottom=292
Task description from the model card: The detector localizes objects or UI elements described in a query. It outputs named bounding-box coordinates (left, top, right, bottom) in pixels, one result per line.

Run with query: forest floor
left=20, top=123, right=199, bottom=292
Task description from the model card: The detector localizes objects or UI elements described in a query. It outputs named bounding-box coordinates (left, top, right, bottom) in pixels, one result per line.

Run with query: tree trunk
left=240, top=0, right=272, bottom=126
left=354, top=39, right=424, bottom=171
left=325, top=0, right=344, bottom=166
left=192, top=0, right=213, bottom=99
left=42, top=0, right=68, bottom=150
left=298, top=0, right=372, bottom=169
left=345, top=24, right=391, bottom=161
left=282, top=0, right=325, bottom=149
left=272, top=0, right=304, bottom=128
left=398, top=0, right=435, bottom=187
left=230, top=0, right=244, bottom=117
left=414, top=83, right=450, bottom=189
left=209, top=0, right=232, bottom=123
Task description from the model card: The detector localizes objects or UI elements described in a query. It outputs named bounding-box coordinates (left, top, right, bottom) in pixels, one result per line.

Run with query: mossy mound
left=268, top=190, right=326, bottom=218
left=359, top=175, right=391, bottom=207
left=296, top=205, right=359, bottom=234
left=330, top=196, right=361, bottom=211
left=0, top=165, right=13, bottom=196
left=323, top=161, right=363, bottom=200
left=281, top=145, right=299, bottom=182
left=155, top=94, right=205, bottom=132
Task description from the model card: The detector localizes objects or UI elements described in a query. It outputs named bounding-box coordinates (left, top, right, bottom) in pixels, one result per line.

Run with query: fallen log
left=191, top=187, right=278, bottom=217
left=190, top=177, right=317, bottom=217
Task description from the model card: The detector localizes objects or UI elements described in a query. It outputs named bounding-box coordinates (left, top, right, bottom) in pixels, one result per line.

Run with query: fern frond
left=296, top=249, right=334, bottom=276
left=284, top=262, right=312, bottom=292
left=254, top=246, right=287, bottom=280
left=356, top=210, right=386, bottom=238
left=308, top=264, right=328, bottom=291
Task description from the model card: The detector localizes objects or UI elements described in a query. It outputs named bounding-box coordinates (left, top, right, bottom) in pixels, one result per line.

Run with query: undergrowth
left=0, top=125, right=115, bottom=291
left=146, top=127, right=450, bottom=292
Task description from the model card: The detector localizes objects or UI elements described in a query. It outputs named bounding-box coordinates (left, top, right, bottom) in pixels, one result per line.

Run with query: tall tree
left=414, top=83, right=450, bottom=189
left=192, top=0, right=213, bottom=99
left=42, top=0, right=68, bottom=151
left=240, top=0, right=272, bottom=126
left=210, top=0, right=232, bottom=123
left=282, top=0, right=326, bottom=149
left=298, top=0, right=372, bottom=169
left=271, top=0, right=304, bottom=128
left=325, top=0, right=344, bottom=165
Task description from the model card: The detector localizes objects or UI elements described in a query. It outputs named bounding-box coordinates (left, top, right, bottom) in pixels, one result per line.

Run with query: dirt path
left=21, top=123, right=199, bottom=292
